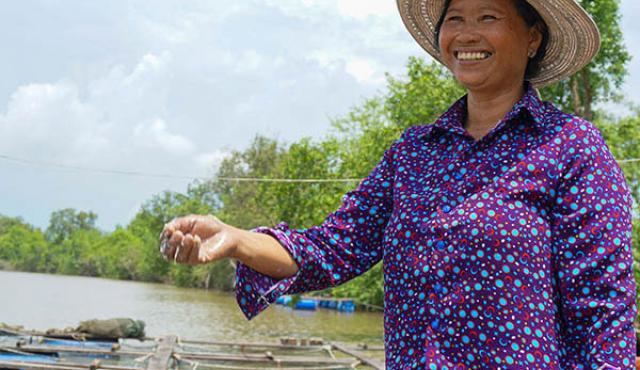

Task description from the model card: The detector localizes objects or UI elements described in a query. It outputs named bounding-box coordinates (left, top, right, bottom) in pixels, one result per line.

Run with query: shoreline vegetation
left=1, top=54, right=639, bottom=310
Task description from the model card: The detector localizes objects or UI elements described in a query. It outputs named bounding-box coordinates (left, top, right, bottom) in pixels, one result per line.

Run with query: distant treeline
left=1, top=56, right=639, bottom=308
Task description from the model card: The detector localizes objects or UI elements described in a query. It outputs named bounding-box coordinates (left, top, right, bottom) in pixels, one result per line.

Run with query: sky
left=1, top=0, right=639, bottom=231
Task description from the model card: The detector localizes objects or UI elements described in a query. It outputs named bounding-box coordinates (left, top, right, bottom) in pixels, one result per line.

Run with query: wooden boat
left=0, top=327, right=385, bottom=370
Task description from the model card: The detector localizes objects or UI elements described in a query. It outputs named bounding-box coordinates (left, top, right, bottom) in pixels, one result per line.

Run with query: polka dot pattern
left=235, top=84, right=637, bottom=369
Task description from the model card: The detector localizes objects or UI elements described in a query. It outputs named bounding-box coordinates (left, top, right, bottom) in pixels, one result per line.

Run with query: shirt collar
left=419, top=82, right=547, bottom=140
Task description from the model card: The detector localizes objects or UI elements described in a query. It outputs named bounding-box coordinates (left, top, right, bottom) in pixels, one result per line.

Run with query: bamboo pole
left=356, top=344, right=384, bottom=351
left=0, top=360, right=141, bottom=370
left=141, top=337, right=327, bottom=351
left=175, top=351, right=356, bottom=365
left=331, top=343, right=385, bottom=370
left=6, top=344, right=150, bottom=357
left=145, top=336, right=176, bottom=370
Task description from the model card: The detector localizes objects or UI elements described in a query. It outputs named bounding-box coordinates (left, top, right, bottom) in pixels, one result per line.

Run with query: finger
left=169, top=231, right=185, bottom=262
left=161, top=230, right=183, bottom=261
left=160, top=225, right=175, bottom=241
left=161, top=241, right=176, bottom=262
left=169, top=230, right=185, bottom=246
left=175, top=236, right=194, bottom=264
left=186, top=235, right=202, bottom=265
left=159, top=236, right=172, bottom=259
left=182, top=234, right=198, bottom=264
left=167, top=216, right=197, bottom=234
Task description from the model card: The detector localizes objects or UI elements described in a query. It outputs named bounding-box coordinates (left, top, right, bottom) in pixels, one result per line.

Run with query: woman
left=160, top=0, right=637, bottom=368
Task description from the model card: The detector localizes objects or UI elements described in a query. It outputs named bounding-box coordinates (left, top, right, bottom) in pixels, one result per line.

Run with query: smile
left=455, top=51, right=492, bottom=61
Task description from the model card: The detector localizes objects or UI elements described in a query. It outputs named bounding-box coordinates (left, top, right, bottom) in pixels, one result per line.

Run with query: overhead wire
left=0, top=152, right=638, bottom=184
left=0, top=153, right=361, bottom=183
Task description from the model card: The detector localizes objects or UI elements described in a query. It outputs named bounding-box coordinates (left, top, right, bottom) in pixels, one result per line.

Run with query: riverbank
left=0, top=260, right=11, bottom=271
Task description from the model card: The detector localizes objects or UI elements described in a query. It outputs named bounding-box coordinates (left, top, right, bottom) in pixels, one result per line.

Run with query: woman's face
left=438, top=0, right=542, bottom=92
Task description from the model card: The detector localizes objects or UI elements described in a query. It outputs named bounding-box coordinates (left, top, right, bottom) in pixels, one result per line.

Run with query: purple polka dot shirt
left=235, top=84, right=637, bottom=369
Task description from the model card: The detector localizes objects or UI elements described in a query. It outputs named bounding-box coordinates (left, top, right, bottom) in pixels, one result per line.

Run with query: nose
left=455, top=23, right=482, bottom=44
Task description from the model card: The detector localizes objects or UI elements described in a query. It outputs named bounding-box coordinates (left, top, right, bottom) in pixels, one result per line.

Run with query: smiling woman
left=435, top=0, right=545, bottom=140
left=159, top=0, right=637, bottom=368
left=435, top=0, right=549, bottom=80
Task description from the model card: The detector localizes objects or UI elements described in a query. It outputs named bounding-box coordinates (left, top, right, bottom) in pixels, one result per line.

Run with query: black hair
left=434, top=0, right=549, bottom=80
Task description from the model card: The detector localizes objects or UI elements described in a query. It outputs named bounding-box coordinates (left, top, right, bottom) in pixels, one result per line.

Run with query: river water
left=0, top=270, right=383, bottom=345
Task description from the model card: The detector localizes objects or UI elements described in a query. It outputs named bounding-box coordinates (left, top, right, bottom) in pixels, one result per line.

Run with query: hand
left=159, top=215, right=239, bottom=265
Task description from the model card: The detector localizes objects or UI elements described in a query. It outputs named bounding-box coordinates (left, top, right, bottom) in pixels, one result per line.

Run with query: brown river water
left=0, top=270, right=384, bottom=345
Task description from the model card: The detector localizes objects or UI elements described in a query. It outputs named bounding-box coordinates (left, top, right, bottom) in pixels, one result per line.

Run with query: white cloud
left=345, top=58, right=384, bottom=85
left=336, top=0, right=397, bottom=20
left=196, top=151, right=230, bottom=172
left=233, top=50, right=265, bottom=73
left=133, top=118, right=195, bottom=155
left=262, top=0, right=396, bottom=21
left=0, top=51, right=221, bottom=174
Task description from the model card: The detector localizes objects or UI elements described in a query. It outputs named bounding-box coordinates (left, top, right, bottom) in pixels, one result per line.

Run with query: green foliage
left=269, top=138, right=350, bottom=228
left=541, top=0, right=629, bottom=120
left=45, top=209, right=98, bottom=246
left=0, top=215, right=27, bottom=235
left=212, top=135, right=286, bottom=229
left=385, top=57, right=465, bottom=129
left=0, top=223, right=48, bottom=272
left=48, top=228, right=104, bottom=275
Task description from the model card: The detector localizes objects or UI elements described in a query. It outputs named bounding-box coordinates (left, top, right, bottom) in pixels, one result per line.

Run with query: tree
left=269, top=138, right=349, bottom=228
left=0, top=224, right=48, bottom=272
left=45, top=209, right=98, bottom=246
left=0, top=215, right=27, bottom=235
left=212, top=135, right=286, bottom=229
left=94, top=227, right=144, bottom=280
left=541, top=0, right=629, bottom=120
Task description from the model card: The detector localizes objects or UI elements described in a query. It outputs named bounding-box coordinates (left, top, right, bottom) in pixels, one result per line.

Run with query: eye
left=480, top=14, right=498, bottom=21
left=446, top=15, right=463, bottom=22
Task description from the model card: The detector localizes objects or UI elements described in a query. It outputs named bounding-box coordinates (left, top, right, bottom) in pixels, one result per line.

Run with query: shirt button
left=442, top=205, right=452, bottom=213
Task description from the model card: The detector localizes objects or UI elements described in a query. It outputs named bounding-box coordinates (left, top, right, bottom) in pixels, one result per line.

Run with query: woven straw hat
left=396, top=0, right=600, bottom=87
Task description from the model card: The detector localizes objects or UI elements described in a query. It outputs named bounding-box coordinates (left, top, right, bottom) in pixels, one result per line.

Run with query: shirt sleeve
left=234, top=134, right=402, bottom=320
left=551, top=121, right=637, bottom=369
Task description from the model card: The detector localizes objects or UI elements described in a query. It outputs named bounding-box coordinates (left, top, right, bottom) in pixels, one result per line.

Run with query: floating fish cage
left=0, top=327, right=384, bottom=370
left=275, top=296, right=356, bottom=313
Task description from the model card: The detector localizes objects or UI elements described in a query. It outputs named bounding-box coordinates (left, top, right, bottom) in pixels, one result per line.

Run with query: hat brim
left=397, top=0, right=601, bottom=87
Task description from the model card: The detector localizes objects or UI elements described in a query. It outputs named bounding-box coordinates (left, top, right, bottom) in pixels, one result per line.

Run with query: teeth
left=457, top=51, right=491, bottom=61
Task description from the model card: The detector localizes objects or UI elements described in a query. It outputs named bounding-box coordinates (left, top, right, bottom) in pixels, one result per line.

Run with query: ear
left=528, top=23, right=544, bottom=56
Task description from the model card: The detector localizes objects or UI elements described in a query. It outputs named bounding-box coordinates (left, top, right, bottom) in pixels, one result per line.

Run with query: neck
left=464, top=82, right=526, bottom=140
